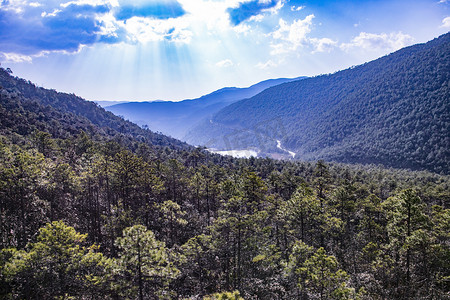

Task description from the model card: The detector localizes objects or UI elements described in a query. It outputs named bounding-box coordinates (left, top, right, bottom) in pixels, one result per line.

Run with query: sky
left=1, top=0, right=449, bottom=102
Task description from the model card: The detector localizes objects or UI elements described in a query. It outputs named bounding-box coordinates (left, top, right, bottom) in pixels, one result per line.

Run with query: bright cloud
left=119, top=16, right=192, bottom=43
left=341, top=32, right=414, bottom=52
left=270, top=15, right=314, bottom=54
left=256, top=59, right=278, bottom=69
left=291, top=5, right=304, bottom=11
left=1, top=0, right=277, bottom=58
left=0, top=0, right=329, bottom=59
left=61, top=0, right=113, bottom=8
left=0, top=52, right=33, bottom=63
left=113, top=1, right=185, bottom=21
left=178, top=0, right=237, bottom=32
left=264, top=0, right=284, bottom=15
left=216, top=59, right=234, bottom=68
left=0, top=1, right=113, bottom=54
left=227, top=0, right=282, bottom=26
left=310, top=37, right=338, bottom=53
left=441, top=16, right=450, bottom=28
left=269, top=15, right=338, bottom=55
left=0, top=0, right=447, bottom=102
left=0, top=0, right=192, bottom=56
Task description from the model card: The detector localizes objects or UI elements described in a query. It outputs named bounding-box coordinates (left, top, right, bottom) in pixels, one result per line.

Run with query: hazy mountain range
left=186, top=32, right=449, bottom=174
left=0, top=33, right=448, bottom=174
left=104, top=77, right=304, bottom=140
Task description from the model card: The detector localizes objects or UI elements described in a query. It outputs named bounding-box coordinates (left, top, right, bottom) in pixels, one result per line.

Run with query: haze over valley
left=104, top=77, right=304, bottom=139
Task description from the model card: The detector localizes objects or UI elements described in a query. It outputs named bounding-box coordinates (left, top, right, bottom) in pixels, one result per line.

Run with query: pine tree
left=114, top=225, right=180, bottom=299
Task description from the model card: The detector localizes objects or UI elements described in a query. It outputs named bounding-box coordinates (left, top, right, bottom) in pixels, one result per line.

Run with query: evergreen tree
left=2, top=221, right=111, bottom=299
left=114, top=225, right=179, bottom=300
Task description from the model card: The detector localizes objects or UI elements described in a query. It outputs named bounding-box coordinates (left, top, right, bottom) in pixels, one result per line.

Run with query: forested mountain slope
left=0, top=65, right=449, bottom=299
left=0, top=67, right=190, bottom=150
left=187, top=33, right=450, bottom=174
left=105, top=77, right=304, bottom=139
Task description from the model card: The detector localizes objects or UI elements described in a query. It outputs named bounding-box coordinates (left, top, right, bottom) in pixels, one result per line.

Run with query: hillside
left=105, top=77, right=304, bottom=139
left=0, top=68, right=190, bottom=151
left=0, top=68, right=449, bottom=299
left=186, top=33, right=450, bottom=174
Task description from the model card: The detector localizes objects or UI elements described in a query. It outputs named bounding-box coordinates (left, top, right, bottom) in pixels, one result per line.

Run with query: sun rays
left=1, top=0, right=448, bottom=101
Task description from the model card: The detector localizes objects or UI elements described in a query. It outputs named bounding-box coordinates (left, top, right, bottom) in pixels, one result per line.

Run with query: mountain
left=0, top=68, right=190, bottom=151
left=186, top=33, right=450, bottom=174
left=94, top=100, right=129, bottom=107
left=105, top=77, right=304, bottom=139
left=0, top=52, right=449, bottom=300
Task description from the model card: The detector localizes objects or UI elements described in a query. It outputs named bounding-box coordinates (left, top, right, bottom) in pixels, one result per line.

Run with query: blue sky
left=1, top=0, right=449, bottom=101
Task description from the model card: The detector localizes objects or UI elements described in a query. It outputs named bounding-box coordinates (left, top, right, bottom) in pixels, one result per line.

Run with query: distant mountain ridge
left=95, top=100, right=129, bottom=107
left=105, top=77, right=305, bottom=139
left=186, top=33, right=450, bottom=174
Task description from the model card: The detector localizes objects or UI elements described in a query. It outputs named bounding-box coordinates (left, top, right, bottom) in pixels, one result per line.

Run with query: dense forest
left=0, top=65, right=449, bottom=299
left=186, top=33, right=450, bottom=175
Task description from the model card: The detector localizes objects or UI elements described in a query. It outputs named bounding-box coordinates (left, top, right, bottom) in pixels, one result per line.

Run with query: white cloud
left=236, top=0, right=284, bottom=25
left=60, top=0, right=113, bottom=8
left=441, top=16, right=450, bottom=28
left=216, top=59, right=234, bottom=68
left=291, top=5, right=304, bottom=11
left=120, top=16, right=192, bottom=44
left=233, top=23, right=252, bottom=34
left=1, top=0, right=268, bottom=57
left=178, top=0, right=241, bottom=32
left=109, top=0, right=278, bottom=45
left=41, top=9, right=61, bottom=17
left=273, top=15, right=314, bottom=44
left=0, top=52, right=33, bottom=63
left=270, top=15, right=315, bottom=54
left=310, top=37, right=337, bottom=53
left=265, top=0, right=284, bottom=15
left=1, top=0, right=28, bottom=13
left=96, top=12, right=120, bottom=38
left=249, top=14, right=265, bottom=22
left=57, top=0, right=194, bottom=45
left=256, top=59, right=278, bottom=69
left=341, top=32, right=414, bottom=52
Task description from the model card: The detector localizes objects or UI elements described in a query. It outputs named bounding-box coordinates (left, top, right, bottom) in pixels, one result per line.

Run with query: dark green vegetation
left=105, top=77, right=304, bottom=140
left=0, top=66, right=449, bottom=299
left=187, top=33, right=450, bottom=174
left=0, top=67, right=190, bottom=152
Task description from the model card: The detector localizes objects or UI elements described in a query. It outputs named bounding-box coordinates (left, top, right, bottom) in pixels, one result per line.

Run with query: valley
left=0, top=3, right=448, bottom=297
left=277, top=139, right=296, bottom=158
left=187, top=33, right=450, bottom=174
left=104, top=77, right=304, bottom=140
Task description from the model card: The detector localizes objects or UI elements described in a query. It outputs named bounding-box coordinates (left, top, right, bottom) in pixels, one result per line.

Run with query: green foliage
left=1, top=221, right=112, bottom=299
left=380, top=189, right=449, bottom=298
left=298, top=247, right=353, bottom=300
left=0, top=144, right=47, bottom=248
left=203, top=290, right=244, bottom=300
left=0, top=67, right=190, bottom=151
left=188, top=33, right=450, bottom=174
left=156, top=200, right=188, bottom=246
left=0, top=48, right=450, bottom=299
left=180, top=234, right=217, bottom=296
left=114, top=225, right=180, bottom=299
